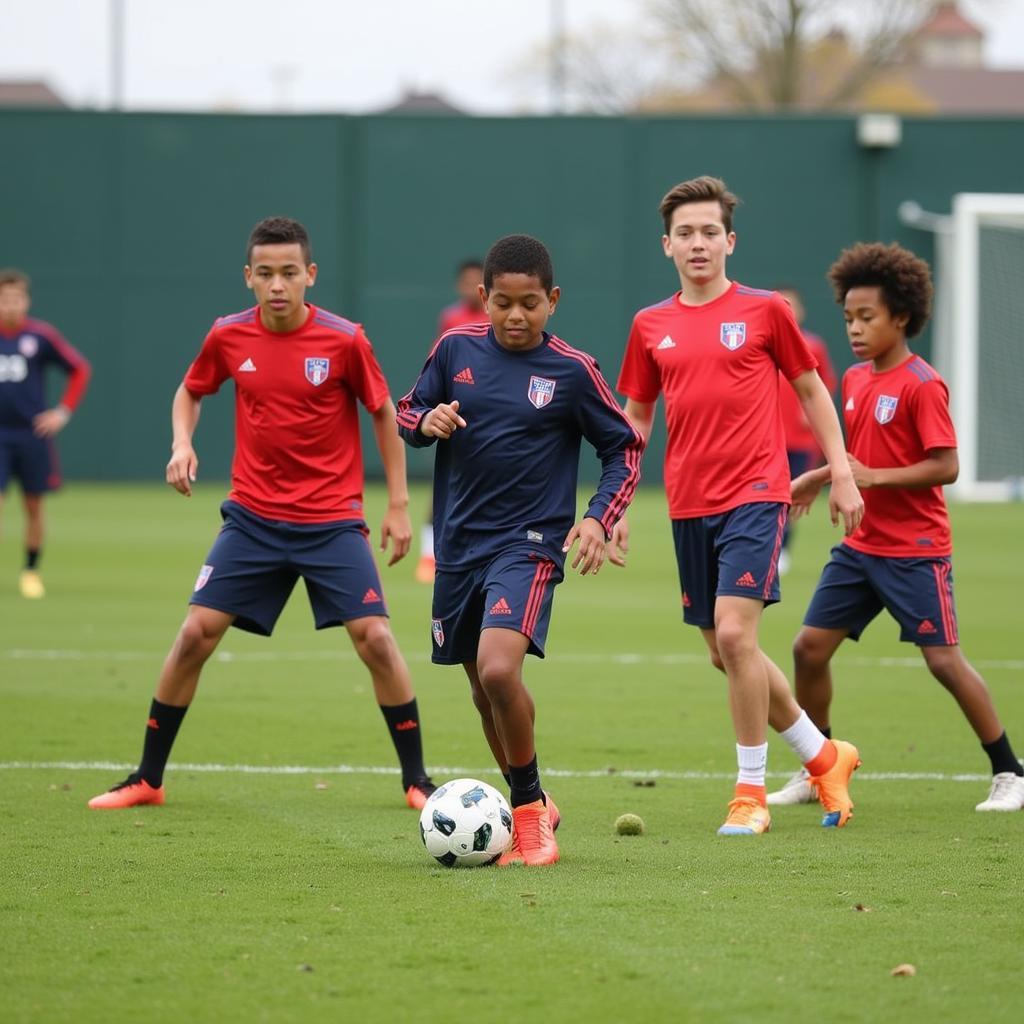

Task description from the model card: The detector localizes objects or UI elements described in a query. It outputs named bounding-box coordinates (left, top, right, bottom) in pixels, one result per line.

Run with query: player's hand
left=562, top=517, right=607, bottom=576
left=846, top=453, right=877, bottom=489
left=790, top=472, right=823, bottom=521
left=829, top=468, right=864, bottom=535
left=32, top=407, right=70, bottom=438
left=167, top=443, right=198, bottom=496
left=380, top=503, right=412, bottom=567
left=607, top=516, right=630, bottom=568
left=421, top=400, right=467, bottom=440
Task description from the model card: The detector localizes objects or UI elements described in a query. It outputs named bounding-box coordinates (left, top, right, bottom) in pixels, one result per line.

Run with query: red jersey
left=779, top=330, right=837, bottom=456
left=617, top=283, right=817, bottom=518
left=183, top=304, right=390, bottom=524
left=438, top=301, right=488, bottom=336
left=842, top=354, right=956, bottom=558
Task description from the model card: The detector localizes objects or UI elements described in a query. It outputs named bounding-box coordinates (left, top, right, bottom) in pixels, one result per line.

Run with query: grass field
left=2, top=482, right=1022, bottom=1023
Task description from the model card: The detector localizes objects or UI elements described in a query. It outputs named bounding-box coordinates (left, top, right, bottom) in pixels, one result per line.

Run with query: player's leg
left=464, top=659, right=513, bottom=779
left=415, top=488, right=435, bottom=584
left=301, top=521, right=434, bottom=807
left=19, top=493, right=44, bottom=597
left=14, top=436, right=55, bottom=598
left=89, top=501, right=296, bottom=809
left=920, top=646, right=1024, bottom=811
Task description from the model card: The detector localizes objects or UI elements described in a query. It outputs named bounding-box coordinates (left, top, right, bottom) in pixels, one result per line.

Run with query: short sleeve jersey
left=0, top=317, right=91, bottom=434
left=183, top=304, right=390, bottom=523
left=841, top=354, right=956, bottom=557
left=617, top=283, right=817, bottom=518
left=779, top=330, right=837, bottom=455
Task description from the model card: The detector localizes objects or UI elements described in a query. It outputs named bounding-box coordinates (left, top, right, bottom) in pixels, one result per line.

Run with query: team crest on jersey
left=194, top=564, right=214, bottom=591
left=874, top=394, right=899, bottom=424
left=528, top=376, right=557, bottom=409
left=18, top=335, right=38, bottom=358
left=431, top=618, right=445, bottom=648
left=305, top=357, right=330, bottom=386
left=720, top=322, right=746, bottom=351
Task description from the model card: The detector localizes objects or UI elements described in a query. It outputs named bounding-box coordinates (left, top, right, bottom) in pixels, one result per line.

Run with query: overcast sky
left=4, top=0, right=1024, bottom=114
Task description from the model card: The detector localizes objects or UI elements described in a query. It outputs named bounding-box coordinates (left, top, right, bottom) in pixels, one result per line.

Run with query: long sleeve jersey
left=397, top=324, right=643, bottom=570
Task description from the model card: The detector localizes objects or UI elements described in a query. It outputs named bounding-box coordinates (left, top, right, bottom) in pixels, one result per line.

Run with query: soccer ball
left=418, top=778, right=513, bottom=867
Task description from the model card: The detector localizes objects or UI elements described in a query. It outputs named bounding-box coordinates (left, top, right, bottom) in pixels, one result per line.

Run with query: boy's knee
left=922, top=645, right=959, bottom=684
left=793, top=629, right=827, bottom=668
left=352, top=617, right=397, bottom=666
left=175, top=617, right=220, bottom=663
left=477, top=657, right=519, bottom=704
left=714, top=619, right=756, bottom=663
left=706, top=645, right=726, bottom=673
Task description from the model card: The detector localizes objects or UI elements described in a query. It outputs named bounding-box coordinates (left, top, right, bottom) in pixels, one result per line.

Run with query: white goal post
left=902, top=193, right=1024, bottom=501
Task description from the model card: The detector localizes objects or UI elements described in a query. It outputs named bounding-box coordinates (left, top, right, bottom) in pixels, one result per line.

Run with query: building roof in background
left=917, top=2, right=984, bottom=38
left=0, top=80, right=66, bottom=107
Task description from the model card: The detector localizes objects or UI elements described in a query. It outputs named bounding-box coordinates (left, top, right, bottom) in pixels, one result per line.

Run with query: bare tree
left=647, top=0, right=938, bottom=109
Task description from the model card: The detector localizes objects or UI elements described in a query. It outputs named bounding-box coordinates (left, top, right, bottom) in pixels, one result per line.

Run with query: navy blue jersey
left=397, top=324, right=643, bottom=569
left=0, top=318, right=91, bottom=435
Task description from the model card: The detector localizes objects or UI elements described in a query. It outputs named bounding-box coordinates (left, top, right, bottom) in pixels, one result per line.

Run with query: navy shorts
left=804, top=543, right=959, bottom=647
left=431, top=546, right=563, bottom=665
left=188, top=501, right=388, bottom=636
left=672, top=502, right=788, bottom=629
left=0, top=433, right=61, bottom=494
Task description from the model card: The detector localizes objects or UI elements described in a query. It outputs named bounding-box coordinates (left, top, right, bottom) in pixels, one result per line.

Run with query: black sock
left=502, top=771, right=512, bottom=788
left=821, top=726, right=832, bottom=740
left=380, top=699, right=429, bottom=790
left=982, top=732, right=1024, bottom=776
left=508, top=755, right=543, bottom=808
left=25, top=547, right=40, bottom=570
left=137, top=698, right=189, bottom=787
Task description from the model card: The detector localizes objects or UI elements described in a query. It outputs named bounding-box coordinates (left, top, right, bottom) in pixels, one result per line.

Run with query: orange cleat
left=498, top=798, right=559, bottom=866
left=717, top=797, right=771, bottom=836
left=405, top=780, right=436, bottom=811
left=543, top=790, right=561, bottom=832
left=414, top=555, right=436, bottom=585
left=812, top=739, right=861, bottom=828
left=87, top=775, right=165, bottom=810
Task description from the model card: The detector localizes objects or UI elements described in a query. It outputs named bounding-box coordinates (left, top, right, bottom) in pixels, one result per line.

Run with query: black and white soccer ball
left=418, top=778, right=513, bottom=867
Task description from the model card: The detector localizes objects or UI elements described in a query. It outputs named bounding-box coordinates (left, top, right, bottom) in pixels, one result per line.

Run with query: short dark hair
left=483, top=235, right=553, bottom=293
left=456, top=258, right=483, bottom=275
left=828, top=242, right=933, bottom=338
left=246, top=217, right=312, bottom=265
left=0, top=268, right=30, bottom=290
left=659, top=176, right=739, bottom=234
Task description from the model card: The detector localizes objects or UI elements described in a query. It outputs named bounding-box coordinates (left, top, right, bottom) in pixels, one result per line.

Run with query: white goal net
left=904, top=193, right=1024, bottom=501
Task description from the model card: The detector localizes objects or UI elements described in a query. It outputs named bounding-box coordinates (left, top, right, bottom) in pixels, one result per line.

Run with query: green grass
left=2, top=483, right=1022, bottom=1023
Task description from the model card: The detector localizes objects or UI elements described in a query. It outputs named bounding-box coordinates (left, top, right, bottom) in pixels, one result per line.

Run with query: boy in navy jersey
left=0, top=268, right=91, bottom=599
left=88, top=218, right=436, bottom=811
left=770, top=242, right=1024, bottom=813
left=397, top=235, right=643, bottom=865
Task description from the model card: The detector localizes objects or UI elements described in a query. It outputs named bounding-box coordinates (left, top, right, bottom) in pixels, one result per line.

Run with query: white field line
left=4, top=647, right=1024, bottom=671
left=0, top=760, right=997, bottom=783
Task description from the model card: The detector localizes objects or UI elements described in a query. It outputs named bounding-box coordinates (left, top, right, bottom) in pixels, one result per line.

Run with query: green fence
left=3, top=110, right=1022, bottom=484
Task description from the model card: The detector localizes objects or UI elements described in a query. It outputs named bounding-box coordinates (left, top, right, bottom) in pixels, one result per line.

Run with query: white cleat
left=766, top=767, right=818, bottom=806
left=975, top=772, right=1024, bottom=812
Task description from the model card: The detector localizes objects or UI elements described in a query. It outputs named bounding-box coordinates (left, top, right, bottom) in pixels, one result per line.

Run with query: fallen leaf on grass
left=890, top=964, right=916, bottom=977
left=853, top=903, right=872, bottom=913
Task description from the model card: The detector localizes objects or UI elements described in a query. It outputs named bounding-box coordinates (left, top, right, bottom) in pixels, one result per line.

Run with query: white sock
left=736, top=742, right=768, bottom=787
left=420, top=524, right=434, bottom=558
left=778, top=710, right=828, bottom=765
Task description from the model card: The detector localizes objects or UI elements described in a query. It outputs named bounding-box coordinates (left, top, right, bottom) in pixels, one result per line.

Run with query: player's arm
left=848, top=448, right=958, bottom=489
left=33, top=327, right=92, bottom=438
left=167, top=384, right=202, bottom=497
left=603, top=398, right=655, bottom=567
left=789, top=369, right=864, bottom=535
left=396, top=342, right=458, bottom=447
left=564, top=368, right=645, bottom=576
left=790, top=464, right=833, bottom=520
left=370, top=397, right=412, bottom=566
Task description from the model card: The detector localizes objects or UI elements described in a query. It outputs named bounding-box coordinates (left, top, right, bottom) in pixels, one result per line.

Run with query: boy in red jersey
left=88, top=217, right=436, bottom=811
left=415, top=259, right=487, bottom=585
left=615, top=176, right=864, bottom=836
left=775, top=287, right=838, bottom=576
left=0, top=268, right=91, bottom=599
left=769, top=242, right=1024, bottom=813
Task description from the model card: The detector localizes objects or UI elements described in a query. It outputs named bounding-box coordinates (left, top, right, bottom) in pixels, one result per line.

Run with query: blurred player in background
left=775, top=286, right=838, bottom=575
left=88, top=217, right=435, bottom=811
left=0, top=269, right=91, bottom=599
left=398, top=235, right=642, bottom=865
left=773, top=242, right=1024, bottom=813
left=416, top=259, right=487, bottom=584
left=614, top=176, right=864, bottom=836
